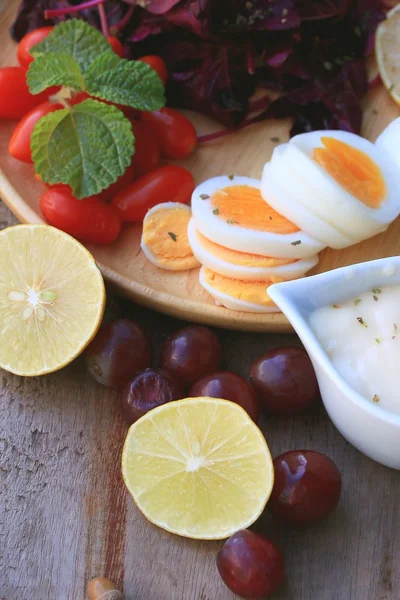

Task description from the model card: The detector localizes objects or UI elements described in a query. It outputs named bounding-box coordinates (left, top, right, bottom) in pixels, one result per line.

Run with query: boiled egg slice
left=191, top=175, right=324, bottom=259
left=188, top=218, right=318, bottom=281
left=199, top=266, right=280, bottom=313
left=266, top=131, right=400, bottom=242
left=375, top=117, right=400, bottom=172
left=262, top=148, right=355, bottom=249
left=141, top=202, right=200, bottom=270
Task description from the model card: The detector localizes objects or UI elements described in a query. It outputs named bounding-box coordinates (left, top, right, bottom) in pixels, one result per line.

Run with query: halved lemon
left=0, top=224, right=105, bottom=376
left=121, top=397, right=274, bottom=540
left=376, top=5, right=400, bottom=104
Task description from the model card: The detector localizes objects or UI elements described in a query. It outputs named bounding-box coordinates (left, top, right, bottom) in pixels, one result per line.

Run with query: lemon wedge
left=121, top=397, right=274, bottom=540
left=0, top=224, right=105, bottom=376
left=376, top=5, right=400, bottom=104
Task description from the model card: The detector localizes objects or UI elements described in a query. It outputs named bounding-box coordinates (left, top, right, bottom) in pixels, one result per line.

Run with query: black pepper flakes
left=357, top=317, right=367, bottom=327
left=168, top=232, right=177, bottom=241
left=228, top=174, right=234, bottom=180
left=291, top=240, right=301, bottom=246
left=212, top=208, right=219, bottom=215
left=199, top=193, right=209, bottom=200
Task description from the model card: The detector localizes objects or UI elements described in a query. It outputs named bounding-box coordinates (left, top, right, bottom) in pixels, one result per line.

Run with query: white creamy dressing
left=309, top=285, right=400, bottom=414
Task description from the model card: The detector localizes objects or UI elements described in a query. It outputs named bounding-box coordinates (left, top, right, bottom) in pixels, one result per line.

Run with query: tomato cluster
left=4, top=26, right=197, bottom=245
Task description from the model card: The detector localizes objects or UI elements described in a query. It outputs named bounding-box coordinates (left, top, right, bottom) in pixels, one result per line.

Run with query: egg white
left=272, top=130, right=400, bottom=242
left=375, top=117, right=400, bottom=173
left=191, top=175, right=325, bottom=259
left=188, top=219, right=318, bottom=281
left=199, top=266, right=280, bottom=313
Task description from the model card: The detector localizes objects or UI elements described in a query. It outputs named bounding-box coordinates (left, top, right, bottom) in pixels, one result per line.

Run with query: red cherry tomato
left=107, top=36, right=124, bottom=58
left=17, top=26, right=54, bottom=69
left=40, top=186, right=122, bottom=245
left=141, top=107, right=197, bottom=159
left=111, top=165, right=195, bottom=222
left=8, top=101, right=63, bottom=163
left=98, top=164, right=136, bottom=202
left=138, top=55, right=167, bottom=84
left=130, top=119, right=160, bottom=176
left=0, top=67, right=55, bottom=120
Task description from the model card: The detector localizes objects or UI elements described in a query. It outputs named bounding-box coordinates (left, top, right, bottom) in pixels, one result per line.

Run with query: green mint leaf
left=27, top=53, right=85, bottom=94
left=31, top=99, right=134, bottom=199
left=86, top=53, right=165, bottom=111
left=30, top=19, right=113, bottom=73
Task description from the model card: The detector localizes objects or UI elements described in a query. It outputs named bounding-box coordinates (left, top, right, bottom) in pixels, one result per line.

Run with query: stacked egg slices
left=261, top=130, right=400, bottom=248
left=140, top=123, right=400, bottom=314
left=190, top=176, right=322, bottom=312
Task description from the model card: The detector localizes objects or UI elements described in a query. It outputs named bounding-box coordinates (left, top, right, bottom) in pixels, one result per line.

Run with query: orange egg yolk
left=211, top=185, right=299, bottom=233
left=203, top=268, right=278, bottom=307
left=196, top=231, right=296, bottom=267
left=313, top=137, right=386, bottom=208
left=142, top=207, right=198, bottom=269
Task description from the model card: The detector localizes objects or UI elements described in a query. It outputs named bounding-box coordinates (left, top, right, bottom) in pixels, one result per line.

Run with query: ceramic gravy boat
left=268, top=257, right=400, bottom=470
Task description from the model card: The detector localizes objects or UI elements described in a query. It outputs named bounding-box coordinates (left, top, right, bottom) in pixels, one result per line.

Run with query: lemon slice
left=121, top=397, right=274, bottom=539
left=376, top=5, right=400, bottom=104
left=0, top=224, right=105, bottom=376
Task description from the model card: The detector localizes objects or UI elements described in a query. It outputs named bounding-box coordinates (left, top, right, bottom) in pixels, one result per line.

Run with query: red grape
left=268, top=450, right=342, bottom=526
left=161, top=325, right=221, bottom=387
left=120, top=368, right=184, bottom=425
left=189, top=371, right=259, bottom=422
left=85, top=319, right=151, bottom=387
left=250, top=347, right=319, bottom=413
left=217, top=530, right=284, bottom=599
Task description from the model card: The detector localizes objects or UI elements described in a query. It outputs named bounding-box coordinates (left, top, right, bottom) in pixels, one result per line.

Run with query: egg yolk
left=313, top=137, right=386, bottom=208
left=142, top=207, right=198, bottom=269
left=196, top=230, right=296, bottom=267
left=203, top=268, right=278, bottom=307
left=211, top=185, right=299, bottom=233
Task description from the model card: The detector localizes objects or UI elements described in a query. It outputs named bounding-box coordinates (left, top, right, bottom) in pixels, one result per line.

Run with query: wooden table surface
left=1, top=2, right=400, bottom=599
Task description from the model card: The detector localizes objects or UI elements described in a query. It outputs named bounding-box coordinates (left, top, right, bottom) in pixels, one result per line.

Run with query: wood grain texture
left=2, top=6, right=399, bottom=334
left=1, top=2, right=400, bottom=600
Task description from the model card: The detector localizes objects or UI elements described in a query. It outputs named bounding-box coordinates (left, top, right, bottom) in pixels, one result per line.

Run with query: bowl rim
left=269, top=256, right=400, bottom=427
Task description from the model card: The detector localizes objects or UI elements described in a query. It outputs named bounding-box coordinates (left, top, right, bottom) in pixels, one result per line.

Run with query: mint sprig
left=31, top=100, right=135, bottom=199
left=26, top=19, right=166, bottom=198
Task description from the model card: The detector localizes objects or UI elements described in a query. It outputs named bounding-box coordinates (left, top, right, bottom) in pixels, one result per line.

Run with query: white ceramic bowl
left=269, top=256, right=400, bottom=469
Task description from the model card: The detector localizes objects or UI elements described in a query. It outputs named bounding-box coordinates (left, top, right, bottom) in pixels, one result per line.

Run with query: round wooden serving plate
left=0, top=86, right=399, bottom=332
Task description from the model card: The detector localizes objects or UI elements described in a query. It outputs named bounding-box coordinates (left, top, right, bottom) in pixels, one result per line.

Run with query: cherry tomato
left=0, top=67, right=55, bottom=120
left=8, top=101, right=62, bottom=163
left=98, top=164, right=136, bottom=202
left=17, top=26, right=54, bottom=69
left=107, top=36, right=124, bottom=58
left=111, top=165, right=195, bottom=222
left=141, top=107, right=197, bottom=159
left=138, top=55, right=168, bottom=84
left=40, top=186, right=122, bottom=245
left=130, top=119, right=160, bottom=176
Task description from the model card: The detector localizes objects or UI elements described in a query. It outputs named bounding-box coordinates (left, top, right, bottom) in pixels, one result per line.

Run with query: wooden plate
left=0, top=86, right=399, bottom=332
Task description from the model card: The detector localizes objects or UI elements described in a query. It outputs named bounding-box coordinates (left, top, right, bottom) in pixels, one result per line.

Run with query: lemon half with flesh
left=122, top=397, right=274, bottom=540
left=0, top=224, right=105, bottom=376
left=376, top=5, right=400, bottom=104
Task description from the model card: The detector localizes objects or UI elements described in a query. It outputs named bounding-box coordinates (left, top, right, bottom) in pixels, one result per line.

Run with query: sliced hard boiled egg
left=141, top=202, right=200, bottom=271
left=199, top=266, right=280, bottom=313
left=191, top=176, right=325, bottom=259
left=262, top=155, right=354, bottom=249
left=188, top=219, right=318, bottom=281
left=266, top=131, right=400, bottom=242
left=375, top=117, right=400, bottom=173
